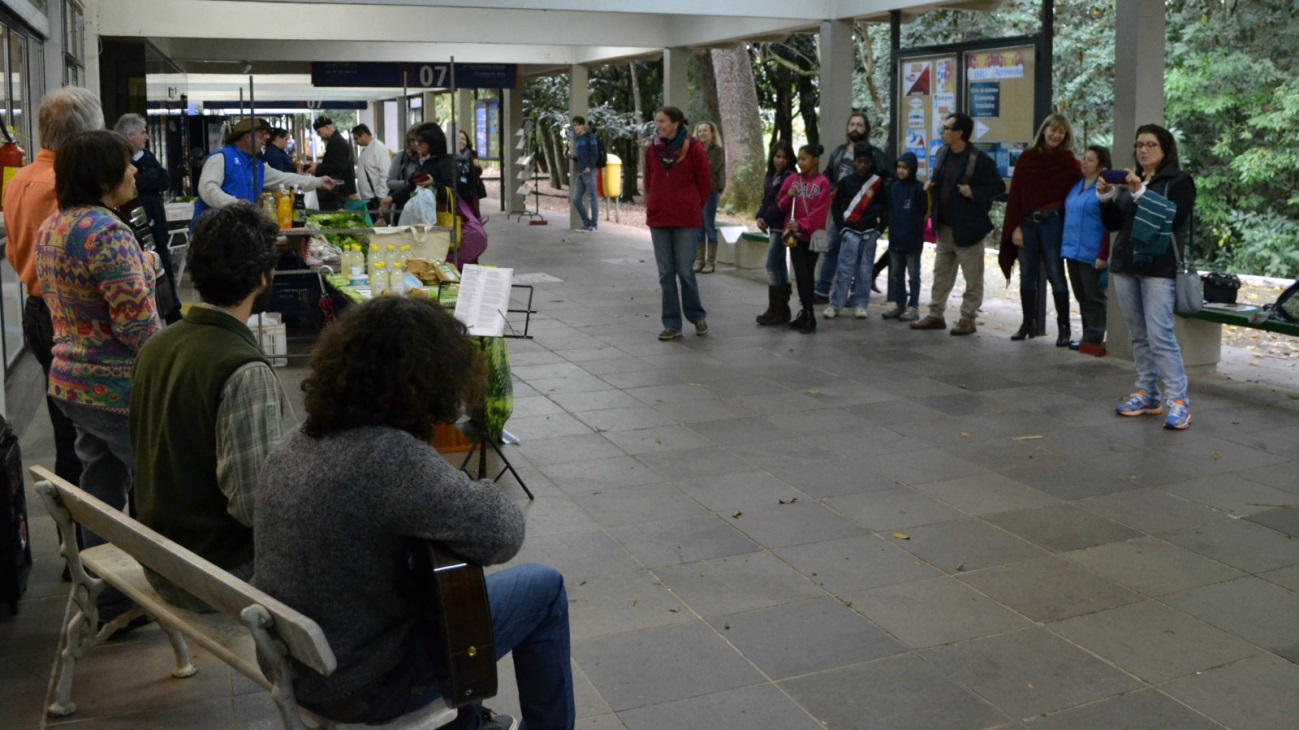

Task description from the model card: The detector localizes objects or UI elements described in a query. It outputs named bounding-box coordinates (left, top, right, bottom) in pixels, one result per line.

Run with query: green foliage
left=721, top=155, right=764, bottom=217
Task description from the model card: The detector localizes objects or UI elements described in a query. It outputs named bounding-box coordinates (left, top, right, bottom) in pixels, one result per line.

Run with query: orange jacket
left=3, top=149, right=58, bottom=297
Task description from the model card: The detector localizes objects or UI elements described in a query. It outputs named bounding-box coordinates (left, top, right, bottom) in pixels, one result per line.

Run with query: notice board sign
left=897, top=54, right=958, bottom=182
left=963, top=44, right=1036, bottom=180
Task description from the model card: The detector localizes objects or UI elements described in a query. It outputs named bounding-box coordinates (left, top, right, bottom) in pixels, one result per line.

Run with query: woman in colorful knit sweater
left=35, top=130, right=162, bottom=559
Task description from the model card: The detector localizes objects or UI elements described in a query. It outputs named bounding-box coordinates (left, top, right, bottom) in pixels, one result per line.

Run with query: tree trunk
left=774, top=85, right=793, bottom=148
left=695, top=50, right=721, bottom=127
left=710, top=47, right=765, bottom=214
left=621, top=138, right=640, bottom=203
left=539, top=125, right=561, bottom=188
left=548, top=124, right=569, bottom=189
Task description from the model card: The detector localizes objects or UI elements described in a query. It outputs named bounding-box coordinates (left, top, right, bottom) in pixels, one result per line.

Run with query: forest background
left=521, top=0, right=1297, bottom=279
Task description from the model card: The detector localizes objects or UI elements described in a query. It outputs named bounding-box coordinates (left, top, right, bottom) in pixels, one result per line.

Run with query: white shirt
left=356, top=139, right=392, bottom=199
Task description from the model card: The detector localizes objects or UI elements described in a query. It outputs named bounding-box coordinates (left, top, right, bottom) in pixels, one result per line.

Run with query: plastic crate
left=247, top=313, right=288, bottom=367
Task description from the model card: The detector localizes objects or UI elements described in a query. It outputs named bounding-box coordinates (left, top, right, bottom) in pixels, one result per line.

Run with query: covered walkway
left=4, top=212, right=1299, bottom=729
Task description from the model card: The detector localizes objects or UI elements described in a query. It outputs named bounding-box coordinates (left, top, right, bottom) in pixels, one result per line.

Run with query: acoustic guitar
left=408, top=543, right=497, bottom=708
left=116, top=196, right=178, bottom=317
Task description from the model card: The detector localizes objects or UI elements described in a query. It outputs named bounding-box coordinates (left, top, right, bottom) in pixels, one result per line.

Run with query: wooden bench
left=32, top=465, right=457, bottom=729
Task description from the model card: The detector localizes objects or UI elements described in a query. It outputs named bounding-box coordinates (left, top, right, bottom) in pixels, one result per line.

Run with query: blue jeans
left=571, top=169, right=598, bottom=228
left=1113, top=273, right=1188, bottom=403
left=699, top=192, right=720, bottom=244
left=650, top=227, right=706, bottom=330
left=764, top=229, right=789, bottom=286
left=323, top=564, right=575, bottom=729
left=889, top=250, right=922, bottom=309
left=1017, top=215, right=1068, bottom=294
left=829, top=229, right=878, bottom=310
left=814, top=219, right=841, bottom=298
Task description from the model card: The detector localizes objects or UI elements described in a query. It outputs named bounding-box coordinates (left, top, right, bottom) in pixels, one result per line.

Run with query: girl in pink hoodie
left=777, top=144, right=832, bottom=333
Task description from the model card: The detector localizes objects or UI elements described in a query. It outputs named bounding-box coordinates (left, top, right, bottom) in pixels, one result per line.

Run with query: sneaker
left=480, top=709, right=520, bottom=730
left=854, top=306, right=869, bottom=319
left=882, top=306, right=905, bottom=319
left=1164, top=399, right=1192, bottom=430
left=822, top=306, right=839, bottom=319
left=1115, top=391, right=1162, bottom=417
left=695, top=319, right=709, bottom=336
left=898, top=307, right=920, bottom=322
left=658, top=329, right=682, bottom=341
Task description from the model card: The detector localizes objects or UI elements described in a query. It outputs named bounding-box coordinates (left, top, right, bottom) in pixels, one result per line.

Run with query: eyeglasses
left=1133, top=142, right=1160, bottom=150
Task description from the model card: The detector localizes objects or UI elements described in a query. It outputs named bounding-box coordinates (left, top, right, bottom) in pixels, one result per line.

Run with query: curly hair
left=301, top=296, right=486, bottom=441
left=188, top=202, right=279, bottom=307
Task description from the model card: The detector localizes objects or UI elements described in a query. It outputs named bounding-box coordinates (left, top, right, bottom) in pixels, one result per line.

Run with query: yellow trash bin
left=601, top=153, right=622, bottom=199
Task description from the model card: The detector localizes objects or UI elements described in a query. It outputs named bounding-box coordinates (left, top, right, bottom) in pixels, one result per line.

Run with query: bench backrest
left=32, top=465, right=337, bottom=676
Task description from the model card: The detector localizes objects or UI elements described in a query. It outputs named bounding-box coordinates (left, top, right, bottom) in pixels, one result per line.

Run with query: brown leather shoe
left=950, top=318, right=977, bottom=336
left=1078, top=342, right=1107, bottom=357
left=910, top=315, right=947, bottom=330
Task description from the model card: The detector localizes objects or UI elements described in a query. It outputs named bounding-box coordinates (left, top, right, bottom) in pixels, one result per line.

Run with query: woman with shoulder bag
left=1097, top=124, right=1196, bottom=430
left=776, top=143, right=832, bottom=334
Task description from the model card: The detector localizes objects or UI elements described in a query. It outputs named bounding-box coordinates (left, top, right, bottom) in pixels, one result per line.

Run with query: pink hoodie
left=776, top=171, right=832, bottom=243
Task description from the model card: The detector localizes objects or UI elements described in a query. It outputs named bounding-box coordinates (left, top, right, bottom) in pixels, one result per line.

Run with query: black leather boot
left=1011, top=289, right=1036, bottom=341
left=798, top=308, right=817, bottom=333
left=1054, top=290, right=1072, bottom=347
left=756, top=286, right=779, bottom=325
left=789, top=308, right=809, bottom=330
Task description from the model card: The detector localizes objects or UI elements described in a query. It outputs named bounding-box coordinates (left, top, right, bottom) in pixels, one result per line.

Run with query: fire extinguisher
left=0, top=121, right=26, bottom=212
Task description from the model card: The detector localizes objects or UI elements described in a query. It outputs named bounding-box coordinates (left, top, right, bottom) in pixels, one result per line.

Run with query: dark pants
left=22, top=296, right=82, bottom=486
left=1067, top=258, right=1108, bottom=344
left=790, top=245, right=820, bottom=312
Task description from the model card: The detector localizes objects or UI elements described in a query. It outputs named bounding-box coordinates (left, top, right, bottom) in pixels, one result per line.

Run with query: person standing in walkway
left=998, top=113, right=1082, bottom=345
left=114, top=113, right=182, bottom=324
left=815, top=112, right=891, bottom=304
left=1062, top=145, right=1112, bottom=356
left=754, top=141, right=796, bottom=325
left=310, top=117, right=357, bottom=211
left=693, top=121, right=726, bottom=273
left=262, top=128, right=295, bottom=173
left=882, top=152, right=927, bottom=322
left=911, top=112, right=1005, bottom=336
left=1098, top=124, right=1196, bottom=430
left=778, top=143, right=832, bottom=334
left=569, top=115, right=600, bottom=232
left=381, top=124, right=422, bottom=218
left=824, top=142, right=888, bottom=320
left=4, top=86, right=104, bottom=490
left=645, top=106, right=710, bottom=341
left=195, top=117, right=330, bottom=222
left=352, top=124, right=390, bottom=217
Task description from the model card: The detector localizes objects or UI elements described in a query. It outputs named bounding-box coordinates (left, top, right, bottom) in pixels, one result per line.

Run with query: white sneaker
left=854, top=307, right=869, bottom=319
left=822, top=306, right=838, bottom=319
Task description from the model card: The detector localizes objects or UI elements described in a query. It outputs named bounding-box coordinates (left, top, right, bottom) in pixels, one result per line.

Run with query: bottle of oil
left=291, top=185, right=306, bottom=228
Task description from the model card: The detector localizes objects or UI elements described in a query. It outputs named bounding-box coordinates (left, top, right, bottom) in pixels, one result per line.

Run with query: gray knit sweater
left=252, top=426, right=525, bottom=702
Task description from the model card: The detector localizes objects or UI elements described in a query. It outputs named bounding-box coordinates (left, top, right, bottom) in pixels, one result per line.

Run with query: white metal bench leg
left=158, top=619, right=199, bottom=678
left=40, top=484, right=103, bottom=718
left=242, top=604, right=314, bottom=730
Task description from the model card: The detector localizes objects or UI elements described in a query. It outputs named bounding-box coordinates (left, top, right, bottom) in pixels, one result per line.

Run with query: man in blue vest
left=194, top=117, right=330, bottom=223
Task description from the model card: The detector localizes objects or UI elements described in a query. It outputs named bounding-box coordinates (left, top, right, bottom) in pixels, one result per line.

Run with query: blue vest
left=1060, top=177, right=1106, bottom=263
left=192, top=145, right=264, bottom=227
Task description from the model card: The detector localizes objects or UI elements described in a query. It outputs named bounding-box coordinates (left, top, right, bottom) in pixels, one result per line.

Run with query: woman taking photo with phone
left=1097, top=124, right=1196, bottom=430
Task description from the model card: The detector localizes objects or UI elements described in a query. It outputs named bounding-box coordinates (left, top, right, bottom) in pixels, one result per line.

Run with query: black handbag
left=1201, top=272, right=1241, bottom=304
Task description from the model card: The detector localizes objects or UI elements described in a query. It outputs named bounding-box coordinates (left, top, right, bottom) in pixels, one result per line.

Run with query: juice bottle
left=276, top=185, right=293, bottom=229
left=348, top=245, right=367, bottom=286
left=370, top=261, right=388, bottom=297
left=388, top=263, right=408, bottom=296
left=291, top=185, right=306, bottom=228
left=260, top=191, right=277, bottom=222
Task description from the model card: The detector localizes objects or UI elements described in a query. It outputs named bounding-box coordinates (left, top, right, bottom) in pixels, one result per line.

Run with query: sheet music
left=453, top=265, right=513, bottom=337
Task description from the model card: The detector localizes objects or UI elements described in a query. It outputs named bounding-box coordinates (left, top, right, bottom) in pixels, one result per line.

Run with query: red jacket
left=644, top=137, right=712, bottom=229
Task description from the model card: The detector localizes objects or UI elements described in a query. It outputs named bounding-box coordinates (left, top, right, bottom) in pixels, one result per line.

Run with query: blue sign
left=970, top=82, right=1000, bottom=118
left=312, top=62, right=518, bottom=90
left=201, top=100, right=368, bottom=111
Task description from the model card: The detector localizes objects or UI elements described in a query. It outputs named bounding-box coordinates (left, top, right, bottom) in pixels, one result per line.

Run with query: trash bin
left=602, top=153, right=622, bottom=199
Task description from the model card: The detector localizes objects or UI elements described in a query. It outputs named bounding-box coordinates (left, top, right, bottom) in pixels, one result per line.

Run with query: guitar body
left=411, top=544, right=497, bottom=708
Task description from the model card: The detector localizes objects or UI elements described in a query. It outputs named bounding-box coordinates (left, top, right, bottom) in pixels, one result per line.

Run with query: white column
left=502, top=86, right=525, bottom=215
left=568, top=63, right=589, bottom=229
left=663, top=47, right=688, bottom=111
left=818, top=19, right=855, bottom=149
left=455, top=89, right=474, bottom=152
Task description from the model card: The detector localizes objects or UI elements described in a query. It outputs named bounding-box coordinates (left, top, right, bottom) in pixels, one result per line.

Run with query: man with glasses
left=911, top=112, right=1005, bottom=336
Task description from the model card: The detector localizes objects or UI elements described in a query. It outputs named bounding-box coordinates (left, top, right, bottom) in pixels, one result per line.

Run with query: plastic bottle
left=392, top=245, right=411, bottom=277
left=291, top=185, right=306, bottom=228
left=370, top=261, right=388, bottom=297
left=388, top=263, right=408, bottom=296
left=260, top=191, right=277, bottom=222
left=276, top=185, right=293, bottom=229
left=347, top=245, right=367, bottom=286
left=369, top=243, right=386, bottom=278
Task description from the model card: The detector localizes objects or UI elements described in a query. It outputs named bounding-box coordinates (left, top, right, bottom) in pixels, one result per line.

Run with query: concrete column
left=818, top=19, right=855, bottom=150
left=395, top=95, right=409, bottom=135
left=422, top=91, right=440, bottom=127
left=502, top=86, right=525, bottom=215
left=662, top=47, right=688, bottom=111
left=456, top=89, right=474, bottom=152
left=568, top=63, right=589, bottom=229
left=1108, top=0, right=1167, bottom=361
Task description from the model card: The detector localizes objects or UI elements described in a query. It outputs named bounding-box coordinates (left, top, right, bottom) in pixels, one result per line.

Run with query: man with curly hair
left=129, top=202, right=286, bottom=610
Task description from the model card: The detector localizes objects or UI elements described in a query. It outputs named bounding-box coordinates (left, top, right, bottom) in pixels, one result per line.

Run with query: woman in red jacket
left=644, top=106, right=711, bottom=341
left=777, top=144, right=832, bottom=333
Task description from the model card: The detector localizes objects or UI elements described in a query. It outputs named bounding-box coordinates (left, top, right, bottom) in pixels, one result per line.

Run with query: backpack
left=1249, top=277, right=1299, bottom=325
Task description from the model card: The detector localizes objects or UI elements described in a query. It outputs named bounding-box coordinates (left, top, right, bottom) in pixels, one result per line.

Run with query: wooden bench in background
left=32, top=465, right=456, bottom=730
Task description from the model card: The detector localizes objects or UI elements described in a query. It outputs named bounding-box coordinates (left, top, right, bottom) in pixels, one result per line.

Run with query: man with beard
left=814, top=112, right=893, bottom=303
left=130, top=203, right=287, bottom=611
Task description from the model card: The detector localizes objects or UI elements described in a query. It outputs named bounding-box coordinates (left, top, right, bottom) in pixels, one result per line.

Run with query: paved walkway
left=3, top=210, right=1299, bottom=729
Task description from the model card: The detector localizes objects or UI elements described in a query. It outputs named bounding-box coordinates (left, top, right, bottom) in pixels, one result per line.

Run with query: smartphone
left=1101, top=170, right=1130, bottom=185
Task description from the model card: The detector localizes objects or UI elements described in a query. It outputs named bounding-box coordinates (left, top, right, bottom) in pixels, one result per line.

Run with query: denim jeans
left=699, top=192, right=720, bottom=244
left=829, top=229, right=879, bottom=310
left=1113, top=273, right=1188, bottom=403
left=321, top=564, right=575, bottom=730
left=571, top=169, right=598, bottom=228
left=650, top=227, right=706, bottom=330
left=1017, top=215, right=1068, bottom=294
left=764, top=229, right=790, bottom=286
left=889, top=250, right=922, bottom=309
left=814, top=218, right=841, bottom=298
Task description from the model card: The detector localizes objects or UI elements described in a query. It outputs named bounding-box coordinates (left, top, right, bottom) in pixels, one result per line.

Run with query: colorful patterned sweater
left=35, top=205, right=161, bottom=413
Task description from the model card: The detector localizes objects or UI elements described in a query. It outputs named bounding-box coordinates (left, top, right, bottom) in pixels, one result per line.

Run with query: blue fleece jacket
left=887, top=152, right=926, bottom=253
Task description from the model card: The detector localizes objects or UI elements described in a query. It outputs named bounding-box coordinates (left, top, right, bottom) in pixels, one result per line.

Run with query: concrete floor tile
left=723, top=500, right=867, bottom=549
left=566, top=569, right=693, bottom=641
left=922, top=628, right=1142, bottom=720
left=549, top=389, right=646, bottom=413
left=769, top=458, right=906, bottom=499
left=505, top=529, right=640, bottom=580
left=877, top=448, right=994, bottom=487
left=672, top=471, right=808, bottom=513
left=599, top=425, right=709, bottom=455
left=617, top=684, right=822, bottom=730
left=508, top=411, right=595, bottom=439
left=1235, top=461, right=1299, bottom=492
left=578, top=482, right=710, bottom=528
left=1062, top=536, right=1244, bottom=596
left=1244, top=504, right=1299, bottom=537
left=688, top=416, right=795, bottom=447
left=893, top=518, right=1050, bottom=574
left=575, top=405, right=679, bottom=433
left=725, top=435, right=852, bottom=471
left=959, top=556, right=1141, bottom=623
left=1023, top=688, right=1222, bottom=730
left=514, top=432, right=626, bottom=466
left=539, top=455, right=664, bottom=495
left=655, top=552, right=826, bottom=618
left=1163, top=518, right=1299, bottom=572
left=1161, top=473, right=1299, bottom=517
left=914, top=474, right=1060, bottom=515
left=607, top=514, right=759, bottom=568
left=984, top=504, right=1143, bottom=553
left=780, top=654, right=1011, bottom=730
left=634, top=447, right=756, bottom=482
left=775, top=535, right=943, bottom=596
left=1073, top=488, right=1226, bottom=534
left=624, top=383, right=719, bottom=406
left=1162, top=576, right=1299, bottom=656
left=653, top=398, right=758, bottom=424
left=850, top=576, right=1031, bottom=648
left=1050, top=600, right=1260, bottom=682
left=826, top=486, right=965, bottom=532
left=1161, top=653, right=1299, bottom=730
left=516, top=496, right=601, bottom=538
left=1258, top=564, right=1299, bottom=592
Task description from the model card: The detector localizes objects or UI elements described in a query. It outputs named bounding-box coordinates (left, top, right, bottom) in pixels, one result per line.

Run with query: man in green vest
left=130, top=202, right=286, bottom=610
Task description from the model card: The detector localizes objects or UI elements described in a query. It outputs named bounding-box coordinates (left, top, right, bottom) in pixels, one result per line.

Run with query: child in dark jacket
left=825, top=142, right=889, bottom=318
left=883, top=152, right=927, bottom=321
left=754, top=141, right=797, bottom=326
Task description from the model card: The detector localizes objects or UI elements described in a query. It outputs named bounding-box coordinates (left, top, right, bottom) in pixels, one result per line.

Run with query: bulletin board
left=964, top=44, right=1036, bottom=179
left=897, top=54, right=958, bottom=181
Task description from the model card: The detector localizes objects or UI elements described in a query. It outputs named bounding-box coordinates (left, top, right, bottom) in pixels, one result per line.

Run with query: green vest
left=130, top=307, right=271, bottom=576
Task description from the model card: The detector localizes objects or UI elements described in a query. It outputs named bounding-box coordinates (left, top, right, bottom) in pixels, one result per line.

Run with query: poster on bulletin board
left=963, top=44, right=1036, bottom=180
left=896, top=54, right=957, bottom=182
